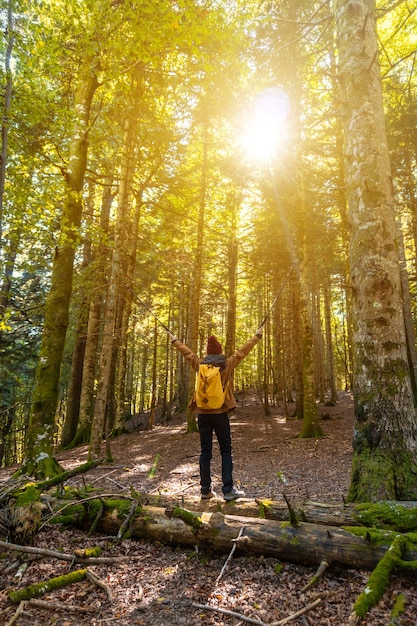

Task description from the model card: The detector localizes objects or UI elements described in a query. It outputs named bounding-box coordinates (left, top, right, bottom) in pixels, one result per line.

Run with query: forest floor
left=1, top=390, right=416, bottom=625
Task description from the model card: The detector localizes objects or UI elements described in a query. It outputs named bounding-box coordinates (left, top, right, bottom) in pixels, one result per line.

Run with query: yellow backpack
left=195, top=363, right=228, bottom=410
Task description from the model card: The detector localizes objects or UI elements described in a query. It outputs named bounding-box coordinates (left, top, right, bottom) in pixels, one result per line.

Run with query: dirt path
left=1, top=391, right=416, bottom=625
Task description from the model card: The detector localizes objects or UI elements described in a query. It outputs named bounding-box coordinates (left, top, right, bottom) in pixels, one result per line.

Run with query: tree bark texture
left=333, top=0, right=417, bottom=501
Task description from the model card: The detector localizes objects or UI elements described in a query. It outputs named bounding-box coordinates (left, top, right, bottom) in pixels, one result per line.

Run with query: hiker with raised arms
left=167, top=327, right=264, bottom=501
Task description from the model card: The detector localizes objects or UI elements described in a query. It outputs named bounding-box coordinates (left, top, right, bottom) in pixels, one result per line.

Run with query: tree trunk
left=60, top=207, right=93, bottom=448
left=224, top=199, right=238, bottom=356
left=89, top=106, right=136, bottom=460
left=114, top=190, right=143, bottom=433
left=149, top=318, right=158, bottom=430
left=324, top=276, right=338, bottom=405
left=95, top=493, right=417, bottom=530
left=23, top=65, right=99, bottom=478
left=186, top=113, right=209, bottom=433
left=70, top=501, right=417, bottom=571
left=0, top=0, right=14, bottom=246
left=396, top=218, right=417, bottom=404
left=292, top=279, right=304, bottom=419
left=334, top=0, right=417, bottom=501
left=73, top=184, right=114, bottom=448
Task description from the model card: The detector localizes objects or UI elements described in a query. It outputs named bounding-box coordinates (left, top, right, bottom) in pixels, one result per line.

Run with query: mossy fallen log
left=122, top=493, right=417, bottom=532
left=59, top=499, right=417, bottom=571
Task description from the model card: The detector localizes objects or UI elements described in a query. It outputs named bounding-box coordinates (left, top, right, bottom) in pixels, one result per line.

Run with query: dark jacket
left=172, top=334, right=261, bottom=414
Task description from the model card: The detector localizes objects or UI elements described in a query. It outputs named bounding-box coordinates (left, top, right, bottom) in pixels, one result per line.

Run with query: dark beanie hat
left=207, top=335, right=222, bottom=355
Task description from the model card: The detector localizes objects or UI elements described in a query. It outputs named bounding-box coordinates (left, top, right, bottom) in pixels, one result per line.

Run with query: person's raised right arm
left=168, top=333, right=201, bottom=372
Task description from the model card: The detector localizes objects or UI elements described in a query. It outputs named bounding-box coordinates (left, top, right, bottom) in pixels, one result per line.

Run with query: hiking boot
left=201, top=490, right=217, bottom=500
left=223, top=488, right=246, bottom=501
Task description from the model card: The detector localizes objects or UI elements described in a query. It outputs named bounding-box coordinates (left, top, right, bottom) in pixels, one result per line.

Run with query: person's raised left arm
left=227, top=327, right=264, bottom=371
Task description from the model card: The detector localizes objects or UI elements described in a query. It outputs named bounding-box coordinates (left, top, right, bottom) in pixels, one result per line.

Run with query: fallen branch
left=350, top=534, right=416, bottom=622
left=269, top=596, right=322, bottom=625
left=170, top=480, right=198, bottom=496
left=86, top=568, right=113, bottom=602
left=0, top=539, right=114, bottom=564
left=87, top=500, right=105, bottom=537
left=27, top=598, right=91, bottom=612
left=39, top=492, right=133, bottom=530
left=36, top=459, right=104, bottom=491
left=216, top=525, right=245, bottom=584
left=302, top=558, right=329, bottom=591
left=5, top=595, right=93, bottom=625
left=192, top=602, right=266, bottom=625
left=116, top=498, right=138, bottom=541
left=5, top=600, right=25, bottom=626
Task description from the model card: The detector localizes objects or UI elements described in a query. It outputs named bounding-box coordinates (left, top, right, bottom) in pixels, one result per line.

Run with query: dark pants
left=198, top=412, right=233, bottom=496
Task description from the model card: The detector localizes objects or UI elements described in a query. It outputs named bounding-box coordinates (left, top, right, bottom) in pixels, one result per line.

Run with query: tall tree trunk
left=89, top=109, right=135, bottom=460
left=114, top=190, right=143, bottom=434
left=0, top=0, right=14, bottom=246
left=298, top=190, right=323, bottom=438
left=23, top=65, right=98, bottom=478
left=292, top=278, right=304, bottom=418
left=149, top=318, right=158, bottom=430
left=0, top=229, right=19, bottom=325
left=334, top=0, right=417, bottom=501
left=224, top=198, right=238, bottom=356
left=186, top=114, right=209, bottom=433
left=330, top=36, right=354, bottom=392
left=324, top=276, right=338, bottom=405
left=60, top=194, right=93, bottom=448
left=396, top=218, right=417, bottom=405
left=73, top=184, right=114, bottom=447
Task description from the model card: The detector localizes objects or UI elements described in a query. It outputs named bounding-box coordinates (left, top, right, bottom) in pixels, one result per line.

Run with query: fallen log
left=8, top=568, right=88, bottom=603
left=115, top=493, right=417, bottom=532
left=58, top=499, right=417, bottom=571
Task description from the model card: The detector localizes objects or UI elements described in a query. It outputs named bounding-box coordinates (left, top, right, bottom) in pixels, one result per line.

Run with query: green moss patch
left=353, top=501, right=417, bottom=532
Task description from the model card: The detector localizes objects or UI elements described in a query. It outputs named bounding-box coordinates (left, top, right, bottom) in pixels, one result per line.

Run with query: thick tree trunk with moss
left=60, top=225, right=92, bottom=449
left=22, top=67, right=98, bottom=478
left=334, top=0, right=417, bottom=501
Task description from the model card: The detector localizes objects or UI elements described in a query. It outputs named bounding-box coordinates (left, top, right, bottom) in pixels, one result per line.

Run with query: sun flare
left=239, top=87, right=290, bottom=165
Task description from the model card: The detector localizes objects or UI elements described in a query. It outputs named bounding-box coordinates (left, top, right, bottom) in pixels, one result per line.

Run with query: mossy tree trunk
left=334, top=0, right=417, bottom=501
left=60, top=201, right=93, bottom=449
left=22, top=65, right=99, bottom=478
